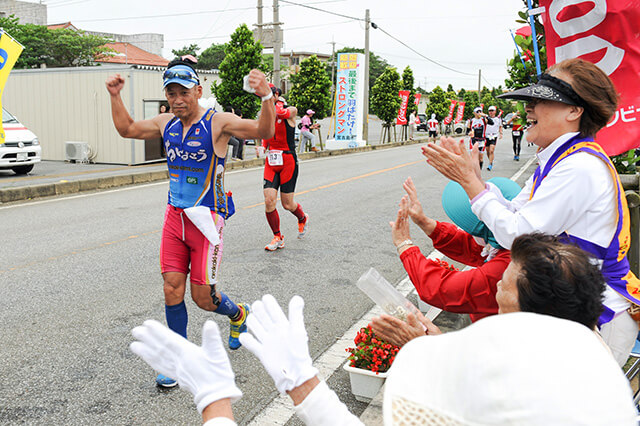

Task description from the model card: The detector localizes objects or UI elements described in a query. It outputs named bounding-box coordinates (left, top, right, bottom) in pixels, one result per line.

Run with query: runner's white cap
left=488, top=105, right=497, bottom=111
left=431, top=113, right=436, bottom=119
left=473, top=106, right=482, bottom=113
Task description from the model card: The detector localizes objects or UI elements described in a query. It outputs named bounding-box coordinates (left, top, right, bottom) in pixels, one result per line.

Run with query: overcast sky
left=40, top=0, right=526, bottom=90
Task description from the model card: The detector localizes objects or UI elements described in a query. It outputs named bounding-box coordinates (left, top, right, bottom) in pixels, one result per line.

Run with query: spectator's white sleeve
left=472, top=153, right=615, bottom=249
left=203, top=417, right=237, bottom=426
left=294, top=380, right=364, bottom=426
left=485, top=176, right=530, bottom=213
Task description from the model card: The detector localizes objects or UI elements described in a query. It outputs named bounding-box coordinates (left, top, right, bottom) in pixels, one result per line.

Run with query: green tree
left=370, top=67, right=402, bottom=142
left=447, top=84, right=454, bottom=93
left=198, top=43, right=226, bottom=70
left=288, top=55, right=332, bottom=119
left=336, top=47, right=391, bottom=90
left=463, top=91, right=480, bottom=120
left=425, top=86, right=449, bottom=121
left=0, top=16, right=113, bottom=68
left=260, top=53, right=275, bottom=79
left=212, top=24, right=263, bottom=118
left=401, top=66, right=416, bottom=116
left=172, top=43, right=200, bottom=58
left=505, top=1, right=547, bottom=88
left=457, top=88, right=466, bottom=100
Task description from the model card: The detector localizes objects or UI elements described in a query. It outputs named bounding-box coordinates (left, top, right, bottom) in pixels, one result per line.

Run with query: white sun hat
left=384, top=312, right=636, bottom=425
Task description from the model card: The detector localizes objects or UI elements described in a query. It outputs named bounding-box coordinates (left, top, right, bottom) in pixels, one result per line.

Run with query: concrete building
left=280, top=51, right=331, bottom=93
left=0, top=0, right=46, bottom=25
left=87, top=31, right=164, bottom=57
left=3, top=65, right=221, bottom=165
left=48, top=22, right=164, bottom=57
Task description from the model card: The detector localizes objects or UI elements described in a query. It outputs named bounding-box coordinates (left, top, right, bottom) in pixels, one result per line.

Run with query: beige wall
left=3, top=66, right=220, bottom=164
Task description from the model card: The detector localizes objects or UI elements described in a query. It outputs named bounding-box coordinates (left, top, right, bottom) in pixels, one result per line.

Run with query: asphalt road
left=0, top=134, right=537, bottom=425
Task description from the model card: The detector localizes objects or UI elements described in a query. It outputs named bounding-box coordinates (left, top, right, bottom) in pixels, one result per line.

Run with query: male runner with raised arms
left=260, top=86, right=309, bottom=251
left=106, top=58, right=275, bottom=387
left=484, top=106, right=503, bottom=170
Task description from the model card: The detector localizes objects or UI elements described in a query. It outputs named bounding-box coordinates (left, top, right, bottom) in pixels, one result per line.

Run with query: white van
left=0, top=108, right=41, bottom=174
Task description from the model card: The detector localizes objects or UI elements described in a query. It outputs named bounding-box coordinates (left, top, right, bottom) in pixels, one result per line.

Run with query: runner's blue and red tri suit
left=160, top=109, right=233, bottom=285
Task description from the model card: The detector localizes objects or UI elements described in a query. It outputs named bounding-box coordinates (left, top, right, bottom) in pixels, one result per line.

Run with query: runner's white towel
left=184, top=206, right=220, bottom=246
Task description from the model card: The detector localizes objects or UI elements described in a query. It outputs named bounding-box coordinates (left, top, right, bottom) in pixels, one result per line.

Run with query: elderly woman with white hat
left=422, top=58, right=640, bottom=366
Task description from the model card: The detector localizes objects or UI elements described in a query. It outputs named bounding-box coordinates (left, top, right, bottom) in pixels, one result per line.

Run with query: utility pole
left=477, top=69, right=482, bottom=102
left=363, top=9, right=370, bottom=144
left=257, top=0, right=263, bottom=42
left=273, top=0, right=281, bottom=88
left=329, top=39, right=336, bottom=97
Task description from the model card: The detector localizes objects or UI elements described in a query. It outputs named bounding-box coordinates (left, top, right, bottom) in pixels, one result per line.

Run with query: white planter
left=343, top=363, right=388, bottom=402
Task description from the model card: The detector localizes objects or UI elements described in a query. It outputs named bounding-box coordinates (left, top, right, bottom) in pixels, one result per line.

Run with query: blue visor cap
left=163, top=65, right=199, bottom=89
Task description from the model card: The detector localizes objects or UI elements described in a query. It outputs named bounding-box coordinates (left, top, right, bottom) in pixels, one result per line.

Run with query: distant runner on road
left=484, top=106, right=503, bottom=171
left=507, top=110, right=525, bottom=161
left=260, top=86, right=309, bottom=251
left=468, top=106, right=494, bottom=170
left=106, top=57, right=275, bottom=388
left=427, top=114, right=439, bottom=142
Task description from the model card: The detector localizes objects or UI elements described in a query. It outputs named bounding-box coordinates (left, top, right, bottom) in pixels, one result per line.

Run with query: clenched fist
left=105, top=74, right=125, bottom=96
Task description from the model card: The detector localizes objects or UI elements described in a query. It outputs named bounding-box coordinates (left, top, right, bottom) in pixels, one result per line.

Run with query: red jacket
left=400, top=221, right=509, bottom=321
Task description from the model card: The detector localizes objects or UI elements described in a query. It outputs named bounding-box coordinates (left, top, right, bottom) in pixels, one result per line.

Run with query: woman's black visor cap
left=497, top=74, right=584, bottom=106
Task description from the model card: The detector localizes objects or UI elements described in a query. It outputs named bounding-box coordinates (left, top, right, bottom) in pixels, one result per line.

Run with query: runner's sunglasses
left=162, top=69, right=199, bottom=84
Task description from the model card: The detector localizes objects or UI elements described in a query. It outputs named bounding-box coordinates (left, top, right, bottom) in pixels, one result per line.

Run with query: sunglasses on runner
left=162, top=69, right=199, bottom=83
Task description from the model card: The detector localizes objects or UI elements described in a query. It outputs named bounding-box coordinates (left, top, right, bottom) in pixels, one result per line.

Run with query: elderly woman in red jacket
left=373, top=176, right=520, bottom=344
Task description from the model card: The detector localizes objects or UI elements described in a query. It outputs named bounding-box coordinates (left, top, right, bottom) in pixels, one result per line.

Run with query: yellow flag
left=0, top=30, right=24, bottom=145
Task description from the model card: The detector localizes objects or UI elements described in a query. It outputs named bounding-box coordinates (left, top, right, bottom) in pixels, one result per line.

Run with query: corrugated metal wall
left=3, top=66, right=219, bottom=165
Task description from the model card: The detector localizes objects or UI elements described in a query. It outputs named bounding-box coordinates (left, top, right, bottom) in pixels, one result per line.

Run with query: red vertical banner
left=499, top=109, right=503, bottom=117
left=455, top=101, right=466, bottom=123
left=414, top=93, right=421, bottom=105
left=539, top=0, right=640, bottom=155
left=443, top=99, right=457, bottom=124
left=396, top=90, right=410, bottom=125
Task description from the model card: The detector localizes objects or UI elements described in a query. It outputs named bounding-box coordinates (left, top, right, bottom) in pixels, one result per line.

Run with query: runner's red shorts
left=160, top=205, right=225, bottom=285
left=263, top=152, right=298, bottom=193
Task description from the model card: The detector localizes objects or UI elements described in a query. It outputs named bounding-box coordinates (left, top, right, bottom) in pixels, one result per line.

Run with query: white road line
left=510, top=155, right=536, bottom=183
left=248, top=158, right=537, bottom=424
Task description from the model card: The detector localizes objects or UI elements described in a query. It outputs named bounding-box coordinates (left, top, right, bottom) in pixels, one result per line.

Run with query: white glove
left=239, top=295, right=318, bottom=394
left=130, top=320, right=242, bottom=413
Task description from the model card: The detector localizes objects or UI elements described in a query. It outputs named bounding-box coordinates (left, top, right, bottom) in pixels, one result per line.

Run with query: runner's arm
left=219, top=69, right=275, bottom=140
left=106, top=74, right=165, bottom=139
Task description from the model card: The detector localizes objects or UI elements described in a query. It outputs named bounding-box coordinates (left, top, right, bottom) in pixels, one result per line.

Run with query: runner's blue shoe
left=229, top=303, right=250, bottom=350
left=156, top=374, right=178, bottom=388
left=487, top=164, right=493, bottom=171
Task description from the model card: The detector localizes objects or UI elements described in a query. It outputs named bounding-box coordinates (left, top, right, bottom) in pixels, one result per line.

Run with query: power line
left=70, top=6, right=256, bottom=23
left=279, top=0, right=363, bottom=22
left=372, top=24, right=477, bottom=77
left=277, top=1, right=477, bottom=77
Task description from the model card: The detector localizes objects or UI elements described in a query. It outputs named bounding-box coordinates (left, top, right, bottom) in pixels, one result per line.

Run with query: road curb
left=0, top=137, right=429, bottom=203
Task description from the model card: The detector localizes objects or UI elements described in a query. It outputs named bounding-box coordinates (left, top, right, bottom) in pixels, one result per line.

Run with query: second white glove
left=239, top=295, right=318, bottom=394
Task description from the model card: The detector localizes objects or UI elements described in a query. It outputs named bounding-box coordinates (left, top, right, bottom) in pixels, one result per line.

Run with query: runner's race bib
left=267, top=150, right=284, bottom=166
left=512, top=130, right=521, bottom=136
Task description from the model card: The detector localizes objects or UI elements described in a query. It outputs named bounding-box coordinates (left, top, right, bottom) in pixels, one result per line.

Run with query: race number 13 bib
left=267, top=150, right=284, bottom=166
left=512, top=130, right=521, bottom=136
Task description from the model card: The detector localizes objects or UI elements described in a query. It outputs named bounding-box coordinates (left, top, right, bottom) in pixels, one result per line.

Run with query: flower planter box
left=343, top=363, right=388, bottom=402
